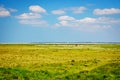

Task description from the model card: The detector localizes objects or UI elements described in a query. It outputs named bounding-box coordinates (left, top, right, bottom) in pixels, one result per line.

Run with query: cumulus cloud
left=0, top=7, right=10, bottom=17
left=52, top=10, right=65, bottom=15
left=79, top=17, right=96, bottom=23
left=16, top=5, right=48, bottom=26
left=58, top=15, right=75, bottom=21
left=70, top=6, right=87, bottom=13
left=52, top=6, right=87, bottom=15
left=16, top=12, right=48, bottom=26
left=8, top=8, right=17, bottom=12
left=19, top=19, right=48, bottom=25
left=55, top=15, right=120, bottom=31
left=93, top=8, right=120, bottom=15
left=16, top=12, right=41, bottom=19
left=96, top=17, right=120, bottom=24
left=29, top=5, right=46, bottom=13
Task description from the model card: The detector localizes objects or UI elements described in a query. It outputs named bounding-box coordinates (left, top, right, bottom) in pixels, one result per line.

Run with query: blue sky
left=0, top=0, right=120, bottom=43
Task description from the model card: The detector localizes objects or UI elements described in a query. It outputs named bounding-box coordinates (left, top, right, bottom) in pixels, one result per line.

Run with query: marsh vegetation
left=0, top=44, right=120, bottom=80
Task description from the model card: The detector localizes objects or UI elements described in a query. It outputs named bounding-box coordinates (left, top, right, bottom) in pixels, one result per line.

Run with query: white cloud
left=16, top=12, right=41, bottom=19
left=79, top=17, right=96, bottom=23
left=8, top=8, right=17, bottom=12
left=29, top=5, right=46, bottom=13
left=16, top=5, right=48, bottom=26
left=59, top=21, right=68, bottom=26
left=52, top=6, right=87, bottom=15
left=16, top=12, right=48, bottom=26
left=52, top=10, right=65, bottom=15
left=55, top=15, right=120, bottom=31
left=58, top=15, right=75, bottom=21
left=0, top=7, right=10, bottom=17
left=94, top=8, right=120, bottom=15
left=70, top=6, right=87, bottom=13
left=19, top=19, right=48, bottom=26
left=96, top=17, right=120, bottom=24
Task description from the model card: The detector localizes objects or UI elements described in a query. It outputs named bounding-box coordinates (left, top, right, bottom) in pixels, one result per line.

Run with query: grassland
left=0, top=44, right=120, bottom=80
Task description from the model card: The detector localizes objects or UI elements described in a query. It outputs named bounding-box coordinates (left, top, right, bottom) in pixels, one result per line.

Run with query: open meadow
left=0, top=44, right=120, bottom=80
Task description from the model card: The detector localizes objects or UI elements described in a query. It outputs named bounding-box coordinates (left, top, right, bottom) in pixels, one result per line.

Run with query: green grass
left=0, top=44, right=120, bottom=80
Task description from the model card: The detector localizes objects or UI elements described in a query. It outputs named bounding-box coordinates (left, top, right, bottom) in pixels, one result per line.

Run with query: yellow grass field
left=0, top=44, right=120, bottom=80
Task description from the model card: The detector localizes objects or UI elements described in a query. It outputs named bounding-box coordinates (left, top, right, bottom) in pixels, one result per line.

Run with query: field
left=0, top=44, right=120, bottom=80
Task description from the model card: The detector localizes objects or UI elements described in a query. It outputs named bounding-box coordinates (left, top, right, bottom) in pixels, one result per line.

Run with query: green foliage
left=0, top=68, right=30, bottom=80
left=63, top=62, right=120, bottom=80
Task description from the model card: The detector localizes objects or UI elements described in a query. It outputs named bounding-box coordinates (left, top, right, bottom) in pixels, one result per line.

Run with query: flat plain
left=0, top=44, right=120, bottom=80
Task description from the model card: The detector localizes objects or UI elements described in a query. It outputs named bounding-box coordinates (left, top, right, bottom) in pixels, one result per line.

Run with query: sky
left=0, top=0, right=120, bottom=43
